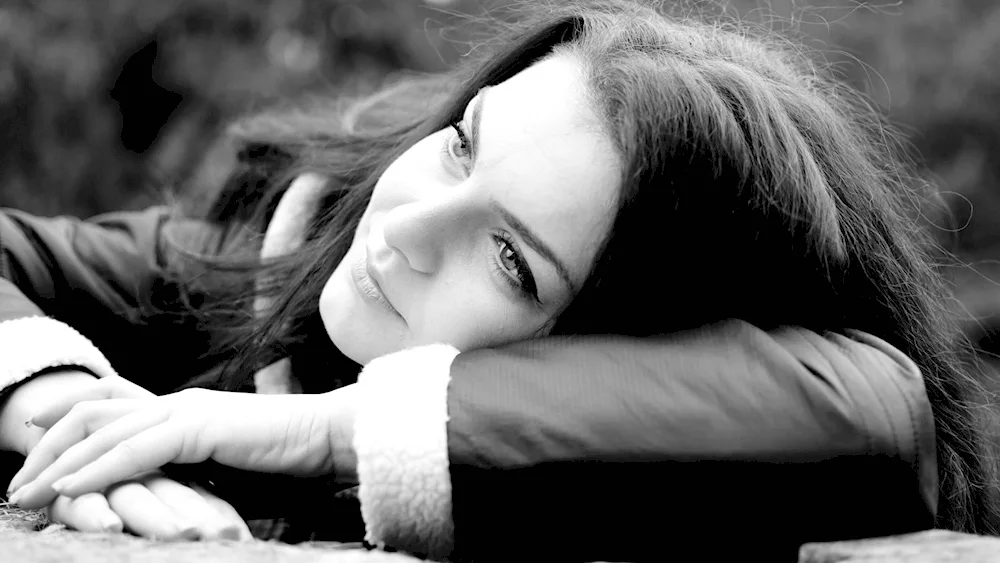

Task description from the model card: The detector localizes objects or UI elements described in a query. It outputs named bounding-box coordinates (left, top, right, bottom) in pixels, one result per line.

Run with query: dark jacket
left=0, top=201, right=937, bottom=562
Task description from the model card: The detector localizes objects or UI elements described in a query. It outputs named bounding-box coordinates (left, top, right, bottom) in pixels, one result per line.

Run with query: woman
left=1, top=1, right=998, bottom=560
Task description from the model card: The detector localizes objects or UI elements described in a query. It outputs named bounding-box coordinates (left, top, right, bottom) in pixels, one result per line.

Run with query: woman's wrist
left=0, top=369, right=98, bottom=455
left=322, top=384, right=359, bottom=485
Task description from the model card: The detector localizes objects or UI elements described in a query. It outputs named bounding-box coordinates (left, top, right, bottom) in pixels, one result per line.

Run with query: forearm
left=440, top=326, right=936, bottom=560
left=339, top=326, right=935, bottom=559
left=0, top=370, right=97, bottom=456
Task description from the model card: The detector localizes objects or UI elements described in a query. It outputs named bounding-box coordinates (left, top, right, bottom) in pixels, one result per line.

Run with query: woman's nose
left=380, top=199, right=464, bottom=274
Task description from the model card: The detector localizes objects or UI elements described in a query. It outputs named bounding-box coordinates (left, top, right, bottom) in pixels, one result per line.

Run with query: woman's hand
left=46, top=471, right=252, bottom=540
left=7, top=387, right=348, bottom=511
left=3, top=373, right=252, bottom=540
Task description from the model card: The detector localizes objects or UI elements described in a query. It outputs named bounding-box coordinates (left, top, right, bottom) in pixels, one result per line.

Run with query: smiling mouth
left=351, top=254, right=402, bottom=318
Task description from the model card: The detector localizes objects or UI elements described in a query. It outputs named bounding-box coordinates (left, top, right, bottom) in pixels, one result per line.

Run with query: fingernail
left=7, top=472, right=23, bottom=496
left=100, top=516, right=123, bottom=533
left=176, top=524, right=200, bottom=541
left=214, top=524, right=242, bottom=541
left=7, top=487, right=24, bottom=506
left=51, top=475, right=74, bottom=493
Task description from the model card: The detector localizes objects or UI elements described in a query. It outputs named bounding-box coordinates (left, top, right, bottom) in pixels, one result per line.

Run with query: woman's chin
left=319, top=272, right=399, bottom=366
left=322, top=312, right=379, bottom=366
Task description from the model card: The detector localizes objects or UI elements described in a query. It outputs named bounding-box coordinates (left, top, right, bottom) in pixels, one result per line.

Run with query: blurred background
left=3, top=0, right=1000, bottom=356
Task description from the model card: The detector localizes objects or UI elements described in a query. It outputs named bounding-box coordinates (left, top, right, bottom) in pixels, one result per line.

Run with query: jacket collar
left=253, top=173, right=328, bottom=394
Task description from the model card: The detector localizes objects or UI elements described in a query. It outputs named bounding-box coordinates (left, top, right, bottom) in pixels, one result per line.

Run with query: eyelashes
left=492, top=231, right=539, bottom=302
left=450, top=121, right=471, bottom=157
left=440, top=121, right=473, bottom=174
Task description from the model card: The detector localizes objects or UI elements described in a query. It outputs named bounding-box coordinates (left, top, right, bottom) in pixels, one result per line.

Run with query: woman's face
left=319, top=53, right=620, bottom=364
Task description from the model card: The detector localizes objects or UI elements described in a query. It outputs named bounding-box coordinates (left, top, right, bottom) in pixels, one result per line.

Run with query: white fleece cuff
left=354, top=343, right=460, bottom=559
left=0, top=316, right=119, bottom=392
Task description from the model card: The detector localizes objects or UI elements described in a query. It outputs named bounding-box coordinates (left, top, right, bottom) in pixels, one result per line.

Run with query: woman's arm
left=2, top=316, right=939, bottom=559
left=0, top=206, right=174, bottom=463
left=0, top=205, right=204, bottom=472
left=0, top=206, right=252, bottom=541
left=351, top=321, right=937, bottom=561
left=0, top=206, right=220, bottom=396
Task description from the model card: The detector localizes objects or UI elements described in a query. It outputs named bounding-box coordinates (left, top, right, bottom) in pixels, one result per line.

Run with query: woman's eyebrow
left=489, top=199, right=577, bottom=294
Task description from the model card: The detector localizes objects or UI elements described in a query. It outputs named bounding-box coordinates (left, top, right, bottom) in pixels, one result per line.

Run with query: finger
left=31, top=376, right=155, bottom=429
left=144, top=477, right=247, bottom=541
left=8, top=399, right=144, bottom=496
left=45, top=419, right=192, bottom=502
left=11, top=409, right=165, bottom=509
left=20, top=423, right=47, bottom=460
left=46, top=492, right=124, bottom=533
left=189, top=484, right=254, bottom=541
left=106, top=480, right=199, bottom=540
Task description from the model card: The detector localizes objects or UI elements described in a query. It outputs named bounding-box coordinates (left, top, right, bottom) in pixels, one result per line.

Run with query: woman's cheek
left=430, top=293, right=539, bottom=352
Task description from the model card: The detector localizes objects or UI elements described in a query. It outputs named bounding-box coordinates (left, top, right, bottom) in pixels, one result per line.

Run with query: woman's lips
left=351, top=253, right=402, bottom=318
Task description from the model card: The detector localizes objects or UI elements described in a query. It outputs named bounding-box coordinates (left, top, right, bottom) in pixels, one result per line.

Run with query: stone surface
left=799, top=529, right=1000, bottom=562
left=0, top=504, right=420, bottom=563
left=9, top=504, right=1000, bottom=562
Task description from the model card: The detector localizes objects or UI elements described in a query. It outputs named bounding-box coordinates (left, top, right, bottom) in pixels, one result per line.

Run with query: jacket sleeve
left=0, top=207, right=220, bottom=396
left=350, top=321, right=938, bottom=561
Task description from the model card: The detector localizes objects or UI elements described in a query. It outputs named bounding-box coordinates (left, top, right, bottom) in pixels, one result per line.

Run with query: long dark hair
left=165, top=0, right=999, bottom=534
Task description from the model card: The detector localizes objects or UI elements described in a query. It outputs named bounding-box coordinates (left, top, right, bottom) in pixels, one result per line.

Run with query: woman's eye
left=446, top=122, right=473, bottom=169
left=499, top=241, right=520, bottom=274
left=493, top=233, right=539, bottom=302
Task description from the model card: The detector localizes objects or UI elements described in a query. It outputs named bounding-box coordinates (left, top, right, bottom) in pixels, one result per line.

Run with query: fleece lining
left=0, top=316, right=118, bottom=392
left=354, top=343, right=460, bottom=558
